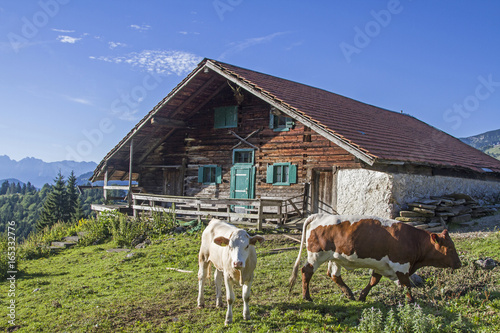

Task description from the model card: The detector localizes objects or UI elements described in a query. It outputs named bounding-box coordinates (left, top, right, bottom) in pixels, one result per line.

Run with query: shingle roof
left=212, top=60, right=500, bottom=173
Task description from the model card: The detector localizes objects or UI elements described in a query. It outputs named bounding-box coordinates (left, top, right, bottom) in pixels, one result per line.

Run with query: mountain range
left=0, top=155, right=97, bottom=188
left=460, top=129, right=500, bottom=160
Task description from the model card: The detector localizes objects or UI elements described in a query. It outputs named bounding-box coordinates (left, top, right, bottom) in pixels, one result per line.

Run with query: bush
left=19, top=221, right=77, bottom=260
left=77, top=210, right=178, bottom=248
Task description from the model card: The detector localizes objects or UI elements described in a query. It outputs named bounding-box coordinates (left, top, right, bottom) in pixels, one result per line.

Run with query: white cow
left=197, top=218, right=264, bottom=325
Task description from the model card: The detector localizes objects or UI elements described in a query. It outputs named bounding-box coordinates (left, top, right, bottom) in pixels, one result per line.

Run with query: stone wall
left=336, top=168, right=500, bottom=219
left=336, top=169, right=394, bottom=218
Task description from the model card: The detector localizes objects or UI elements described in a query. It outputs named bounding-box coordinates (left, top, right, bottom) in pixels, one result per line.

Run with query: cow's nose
left=233, top=261, right=243, bottom=268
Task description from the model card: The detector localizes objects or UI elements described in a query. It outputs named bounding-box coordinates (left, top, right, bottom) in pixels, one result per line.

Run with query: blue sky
left=1, top=0, right=499, bottom=163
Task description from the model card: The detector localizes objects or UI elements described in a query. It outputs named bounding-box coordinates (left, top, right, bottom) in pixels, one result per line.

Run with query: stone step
left=64, top=236, right=80, bottom=243
left=50, top=241, right=77, bottom=249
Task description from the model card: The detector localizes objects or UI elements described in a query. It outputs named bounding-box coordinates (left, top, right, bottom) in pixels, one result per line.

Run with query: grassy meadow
left=1, top=213, right=500, bottom=332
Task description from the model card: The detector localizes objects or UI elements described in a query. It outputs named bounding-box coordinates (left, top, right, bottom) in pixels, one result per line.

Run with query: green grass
left=2, top=230, right=500, bottom=332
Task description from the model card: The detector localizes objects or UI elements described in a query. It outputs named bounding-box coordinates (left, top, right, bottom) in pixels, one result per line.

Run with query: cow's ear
left=214, top=236, right=230, bottom=247
left=430, top=233, right=440, bottom=245
left=249, top=235, right=265, bottom=245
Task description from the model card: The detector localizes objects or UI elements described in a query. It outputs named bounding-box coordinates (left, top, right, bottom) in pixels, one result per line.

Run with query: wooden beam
left=151, top=117, right=187, bottom=128
left=128, top=139, right=134, bottom=206
left=229, top=131, right=260, bottom=151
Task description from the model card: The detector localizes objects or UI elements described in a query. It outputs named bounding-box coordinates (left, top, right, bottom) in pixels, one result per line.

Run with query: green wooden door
left=230, top=165, right=255, bottom=200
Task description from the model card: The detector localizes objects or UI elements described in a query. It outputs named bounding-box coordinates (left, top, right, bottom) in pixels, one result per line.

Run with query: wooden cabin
left=90, top=59, right=500, bottom=228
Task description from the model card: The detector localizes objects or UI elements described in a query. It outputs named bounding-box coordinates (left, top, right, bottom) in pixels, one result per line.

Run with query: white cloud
left=178, top=31, right=200, bottom=35
left=90, top=50, right=202, bottom=76
left=57, top=35, right=82, bottom=44
left=65, top=96, right=93, bottom=106
left=52, top=28, right=75, bottom=33
left=108, top=41, right=126, bottom=49
left=130, top=24, right=151, bottom=32
left=219, top=32, right=289, bottom=60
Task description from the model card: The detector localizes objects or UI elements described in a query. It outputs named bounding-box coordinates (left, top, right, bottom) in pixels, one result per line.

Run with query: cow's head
left=430, top=229, right=462, bottom=269
left=214, top=230, right=264, bottom=269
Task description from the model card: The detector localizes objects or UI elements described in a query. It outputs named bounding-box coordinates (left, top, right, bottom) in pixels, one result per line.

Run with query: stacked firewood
left=396, top=194, right=496, bottom=232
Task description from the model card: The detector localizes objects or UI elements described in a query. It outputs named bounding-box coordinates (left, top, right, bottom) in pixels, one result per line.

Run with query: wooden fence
left=130, top=193, right=304, bottom=230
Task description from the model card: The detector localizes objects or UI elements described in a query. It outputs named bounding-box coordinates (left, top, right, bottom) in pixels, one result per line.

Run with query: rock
left=64, top=236, right=80, bottom=243
left=400, top=210, right=425, bottom=217
left=411, top=207, right=435, bottom=216
left=408, top=203, right=437, bottom=210
left=131, top=234, right=147, bottom=247
left=475, top=258, right=498, bottom=270
left=452, top=199, right=467, bottom=206
left=410, top=274, right=424, bottom=288
left=135, top=239, right=151, bottom=249
left=414, top=199, right=440, bottom=205
left=125, top=252, right=135, bottom=258
left=449, top=214, right=472, bottom=224
left=395, top=216, right=428, bottom=223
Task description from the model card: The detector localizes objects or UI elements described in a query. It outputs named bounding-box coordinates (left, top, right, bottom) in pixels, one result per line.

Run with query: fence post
left=257, top=199, right=263, bottom=231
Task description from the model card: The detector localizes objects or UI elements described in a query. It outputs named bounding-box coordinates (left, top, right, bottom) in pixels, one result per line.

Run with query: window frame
left=232, top=149, right=254, bottom=165
left=198, top=165, right=222, bottom=185
left=269, top=109, right=294, bottom=132
left=266, top=162, right=297, bottom=186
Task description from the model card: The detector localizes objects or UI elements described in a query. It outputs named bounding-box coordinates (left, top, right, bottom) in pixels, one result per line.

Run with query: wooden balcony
left=91, top=193, right=305, bottom=230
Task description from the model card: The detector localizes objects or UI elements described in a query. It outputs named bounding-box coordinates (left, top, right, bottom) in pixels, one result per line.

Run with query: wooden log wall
left=139, top=86, right=362, bottom=200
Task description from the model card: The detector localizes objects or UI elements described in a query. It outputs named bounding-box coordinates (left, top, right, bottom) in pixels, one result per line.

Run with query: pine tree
left=36, top=172, right=68, bottom=231
left=0, top=180, right=8, bottom=195
left=66, top=171, right=81, bottom=222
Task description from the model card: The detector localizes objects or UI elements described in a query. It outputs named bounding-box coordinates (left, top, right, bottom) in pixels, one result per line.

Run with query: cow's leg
left=396, top=272, right=414, bottom=303
left=242, top=280, right=252, bottom=320
left=327, top=261, right=354, bottom=300
left=359, top=272, right=382, bottom=301
left=214, top=269, right=223, bottom=307
left=224, top=274, right=235, bottom=325
left=197, top=260, right=209, bottom=308
left=301, top=263, right=314, bottom=301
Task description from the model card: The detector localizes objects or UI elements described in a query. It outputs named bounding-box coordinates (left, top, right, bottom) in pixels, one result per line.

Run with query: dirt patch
left=450, top=213, right=500, bottom=239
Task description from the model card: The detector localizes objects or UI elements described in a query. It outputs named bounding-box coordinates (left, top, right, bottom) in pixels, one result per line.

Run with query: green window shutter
left=269, top=111, right=275, bottom=129
left=266, top=165, right=274, bottom=183
left=198, top=166, right=204, bottom=183
left=285, top=117, right=294, bottom=129
left=214, top=106, right=238, bottom=128
left=289, top=164, right=297, bottom=184
left=214, top=108, right=225, bottom=128
left=215, top=166, right=222, bottom=184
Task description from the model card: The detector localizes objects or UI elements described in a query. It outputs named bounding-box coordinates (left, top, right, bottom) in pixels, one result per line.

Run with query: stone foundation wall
left=336, top=168, right=500, bottom=219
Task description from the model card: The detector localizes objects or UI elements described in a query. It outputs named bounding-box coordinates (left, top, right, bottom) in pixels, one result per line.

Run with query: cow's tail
left=288, top=214, right=316, bottom=293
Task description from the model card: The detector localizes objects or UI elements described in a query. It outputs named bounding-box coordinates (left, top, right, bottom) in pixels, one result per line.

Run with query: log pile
left=396, top=193, right=497, bottom=233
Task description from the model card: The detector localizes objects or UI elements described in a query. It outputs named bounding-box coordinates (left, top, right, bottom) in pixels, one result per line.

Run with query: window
left=233, top=149, right=254, bottom=164
left=214, top=106, right=238, bottom=129
left=198, top=165, right=222, bottom=184
left=266, top=163, right=297, bottom=186
left=270, top=108, right=294, bottom=132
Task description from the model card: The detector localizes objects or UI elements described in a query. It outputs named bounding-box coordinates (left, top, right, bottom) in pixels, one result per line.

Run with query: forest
left=0, top=174, right=104, bottom=241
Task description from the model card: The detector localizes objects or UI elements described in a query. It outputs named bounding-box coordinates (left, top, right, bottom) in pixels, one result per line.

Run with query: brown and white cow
left=289, top=214, right=462, bottom=302
left=197, top=218, right=264, bottom=325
